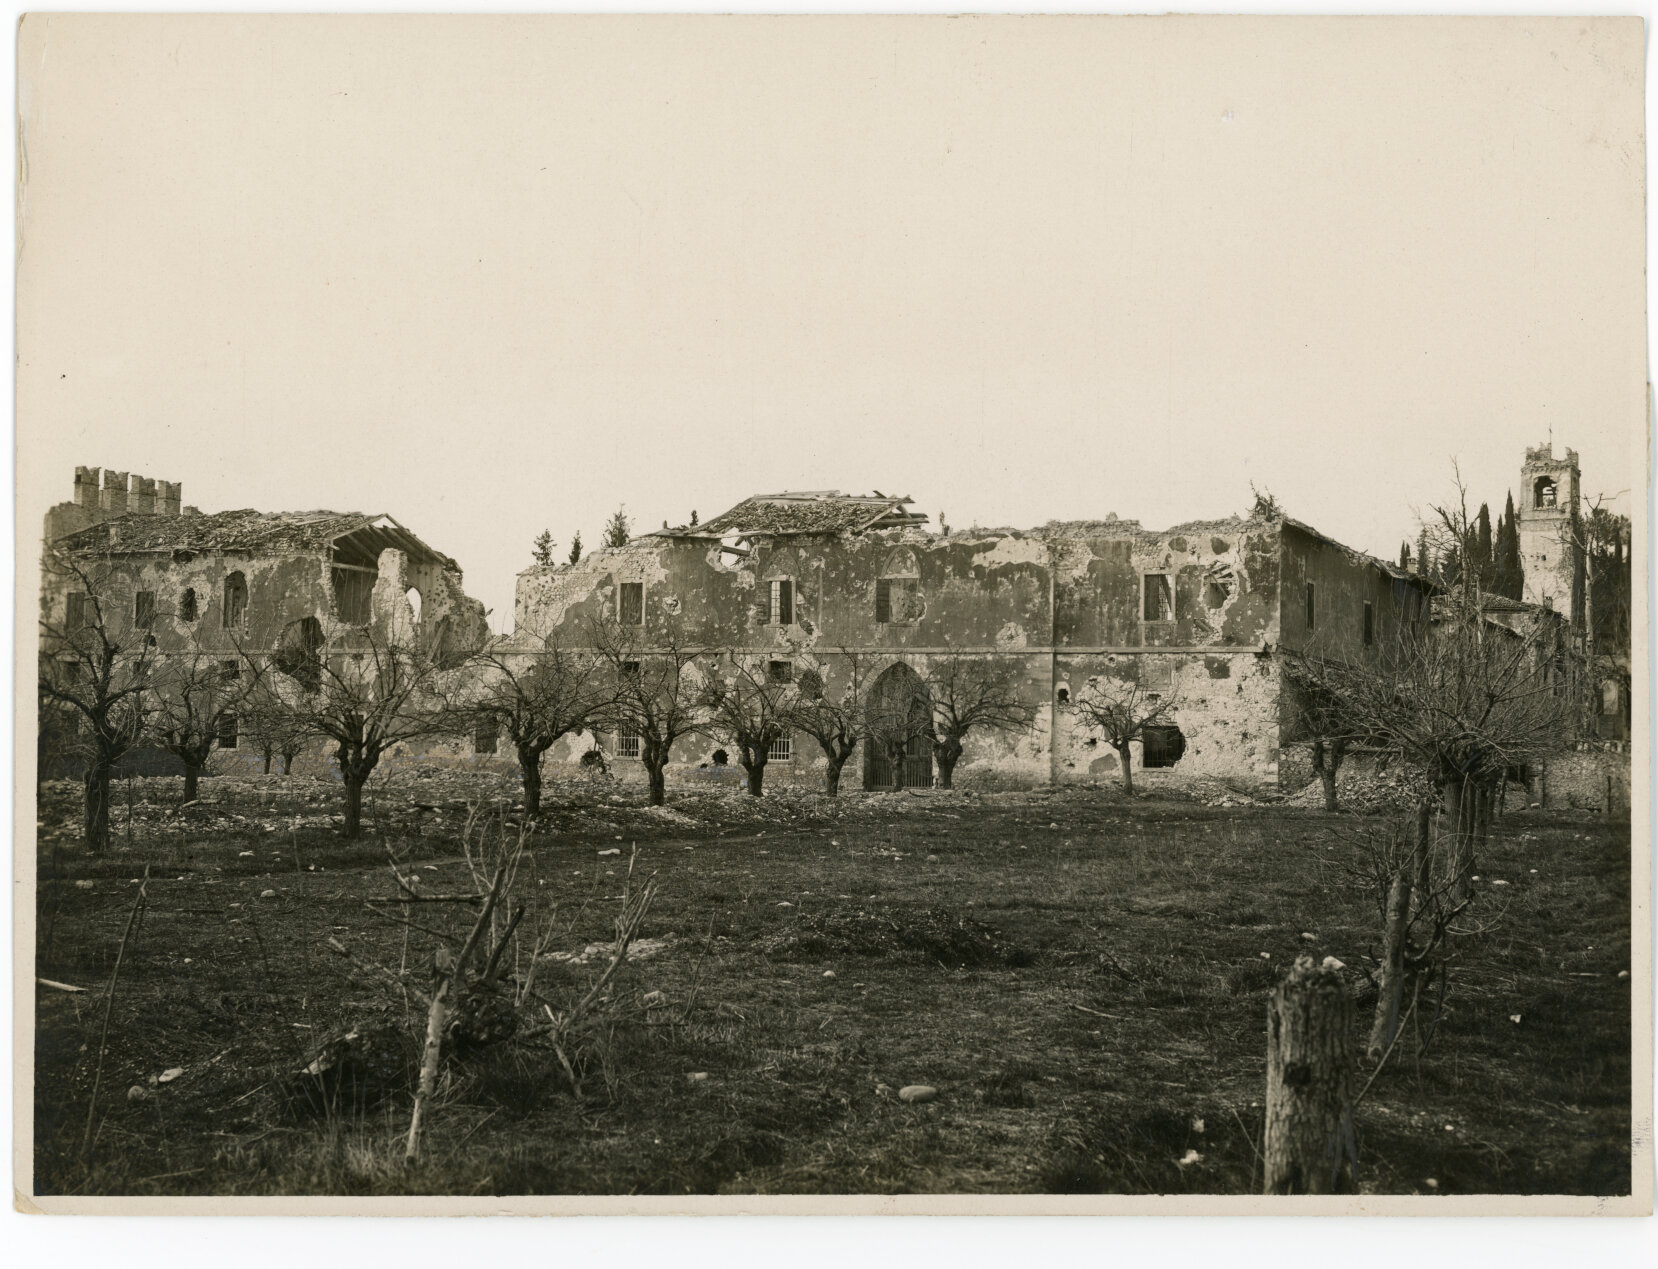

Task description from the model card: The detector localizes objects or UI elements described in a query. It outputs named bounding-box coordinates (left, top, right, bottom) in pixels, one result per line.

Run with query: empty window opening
left=179, top=588, right=198, bottom=623
left=222, top=571, right=248, bottom=630
left=711, top=748, right=729, bottom=766
left=619, top=581, right=644, bottom=626
left=875, top=577, right=891, bottom=624
left=618, top=727, right=641, bottom=759
left=134, top=590, right=155, bottom=629
left=1305, top=582, right=1317, bottom=631
left=405, top=587, right=422, bottom=625
left=219, top=659, right=240, bottom=683
left=1143, top=574, right=1173, bottom=621
left=65, top=593, right=88, bottom=631
left=1056, top=686, right=1070, bottom=703
left=768, top=659, right=793, bottom=684
left=474, top=724, right=498, bottom=755
left=1534, top=476, right=1558, bottom=508
left=1142, top=724, right=1185, bottom=769
left=215, top=710, right=239, bottom=749
left=797, top=668, right=824, bottom=699
left=330, top=561, right=376, bottom=626
left=766, top=578, right=794, bottom=625
left=1363, top=601, right=1374, bottom=648
left=768, top=733, right=793, bottom=762
left=621, top=659, right=641, bottom=680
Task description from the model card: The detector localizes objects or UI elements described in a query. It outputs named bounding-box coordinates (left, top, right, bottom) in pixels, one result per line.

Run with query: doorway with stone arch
left=863, top=661, right=934, bottom=790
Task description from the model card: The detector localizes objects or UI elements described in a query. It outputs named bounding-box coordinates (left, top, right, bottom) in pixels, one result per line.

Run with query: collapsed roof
left=654, top=491, right=930, bottom=539
left=53, top=509, right=456, bottom=571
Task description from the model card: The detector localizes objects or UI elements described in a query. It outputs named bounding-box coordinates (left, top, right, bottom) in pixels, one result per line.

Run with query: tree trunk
left=1368, top=801, right=1429, bottom=1060
left=1320, top=767, right=1338, bottom=813
left=935, top=755, right=957, bottom=789
left=520, top=746, right=543, bottom=817
left=823, top=756, right=844, bottom=797
left=1444, top=777, right=1475, bottom=905
left=261, top=747, right=273, bottom=775
left=83, top=756, right=113, bottom=852
left=1116, top=743, right=1134, bottom=795
left=646, top=761, right=667, bottom=806
left=744, top=760, right=765, bottom=797
left=281, top=753, right=295, bottom=776
left=342, top=776, right=364, bottom=839
left=182, top=764, right=200, bottom=804
left=405, top=971, right=453, bottom=1161
left=1264, top=954, right=1357, bottom=1194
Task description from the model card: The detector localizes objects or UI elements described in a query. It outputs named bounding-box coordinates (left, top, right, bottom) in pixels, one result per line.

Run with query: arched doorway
left=863, top=662, right=934, bottom=790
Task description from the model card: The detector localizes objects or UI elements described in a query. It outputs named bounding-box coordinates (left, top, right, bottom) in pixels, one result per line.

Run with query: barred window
left=768, top=733, right=792, bottom=762
left=215, top=711, right=239, bottom=749
left=618, top=728, right=641, bottom=759
left=474, top=724, right=498, bottom=755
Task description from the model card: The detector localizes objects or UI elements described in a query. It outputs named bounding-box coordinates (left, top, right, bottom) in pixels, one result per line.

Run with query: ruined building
left=40, top=468, right=490, bottom=758
left=510, top=490, right=1433, bottom=792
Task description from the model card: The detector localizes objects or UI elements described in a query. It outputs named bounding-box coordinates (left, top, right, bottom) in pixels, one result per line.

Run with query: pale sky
left=17, top=15, right=1647, bottom=631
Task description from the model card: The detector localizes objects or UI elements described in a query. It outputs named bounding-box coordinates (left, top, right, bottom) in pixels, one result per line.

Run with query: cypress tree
left=1475, top=503, right=1494, bottom=591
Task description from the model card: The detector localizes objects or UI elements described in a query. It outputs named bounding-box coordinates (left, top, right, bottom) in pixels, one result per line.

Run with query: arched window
left=179, top=587, right=198, bottom=622
left=875, top=547, right=923, bottom=625
left=1534, top=476, right=1558, bottom=509
left=222, top=572, right=247, bottom=630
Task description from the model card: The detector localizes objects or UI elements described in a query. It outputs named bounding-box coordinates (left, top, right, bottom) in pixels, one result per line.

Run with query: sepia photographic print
left=13, top=13, right=1651, bottom=1218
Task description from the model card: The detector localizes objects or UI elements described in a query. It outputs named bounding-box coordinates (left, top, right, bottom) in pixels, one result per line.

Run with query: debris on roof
left=53, top=509, right=455, bottom=569
left=654, top=491, right=929, bottom=539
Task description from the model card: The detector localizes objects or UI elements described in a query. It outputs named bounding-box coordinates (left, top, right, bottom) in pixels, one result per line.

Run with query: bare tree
left=702, top=653, right=793, bottom=796
left=1070, top=674, right=1182, bottom=795
left=922, top=653, right=1038, bottom=790
left=1281, top=662, right=1357, bottom=811
left=241, top=670, right=315, bottom=774
left=461, top=637, right=611, bottom=817
left=147, top=646, right=256, bottom=801
left=788, top=651, right=876, bottom=797
left=593, top=618, right=705, bottom=806
left=37, top=553, right=160, bottom=850
left=1288, top=603, right=1568, bottom=1058
left=287, top=629, right=455, bottom=838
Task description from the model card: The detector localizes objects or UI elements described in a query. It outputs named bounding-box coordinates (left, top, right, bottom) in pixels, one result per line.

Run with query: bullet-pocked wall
left=501, top=502, right=1412, bottom=795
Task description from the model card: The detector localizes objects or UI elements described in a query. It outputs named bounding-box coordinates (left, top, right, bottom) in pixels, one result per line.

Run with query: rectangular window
left=1305, top=582, right=1317, bottom=631
left=875, top=578, right=891, bottom=624
left=216, top=711, right=239, bottom=749
left=1142, top=574, right=1172, bottom=621
left=134, top=591, right=155, bottom=628
left=768, top=733, right=792, bottom=762
left=473, top=724, right=498, bottom=755
left=768, top=659, right=792, bottom=684
left=219, top=659, right=240, bottom=683
left=767, top=579, right=794, bottom=625
left=618, top=728, right=641, bottom=759
left=65, top=593, right=87, bottom=630
left=619, top=581, right=644, bottom=626
left=621, top=659, right=641, bottom=680
left=1362, top=601, right=1374, bottom=647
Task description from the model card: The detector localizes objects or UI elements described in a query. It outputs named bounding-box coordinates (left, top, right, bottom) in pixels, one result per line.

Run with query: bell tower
left=1517, top=442, right=1583, bottom=622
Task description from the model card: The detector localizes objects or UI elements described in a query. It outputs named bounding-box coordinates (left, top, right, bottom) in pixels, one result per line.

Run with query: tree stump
left=1264, top=953, right=1357, bottom=1194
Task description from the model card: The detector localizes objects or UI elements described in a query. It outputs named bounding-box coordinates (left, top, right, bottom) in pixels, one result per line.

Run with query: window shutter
left=777, top=579, right=793, bottom=626
left=876, top=578, right=891, bottom=624
left=763, top=580, right=776, bottom=625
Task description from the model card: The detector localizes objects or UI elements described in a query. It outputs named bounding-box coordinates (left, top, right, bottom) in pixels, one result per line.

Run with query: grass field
left=30, top=770, right=1633, bottom=1196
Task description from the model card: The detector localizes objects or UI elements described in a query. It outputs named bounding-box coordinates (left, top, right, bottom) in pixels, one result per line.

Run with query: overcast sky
left=17, top=15, right=1646, bottom=630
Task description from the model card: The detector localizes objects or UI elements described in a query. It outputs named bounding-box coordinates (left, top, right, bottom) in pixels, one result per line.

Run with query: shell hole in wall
left=1055, top=686, right=1070, bottom=703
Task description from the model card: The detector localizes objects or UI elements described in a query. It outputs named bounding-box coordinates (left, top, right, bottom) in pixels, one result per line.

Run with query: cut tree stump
left=1264, top=953, right=1357, bottom=1195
